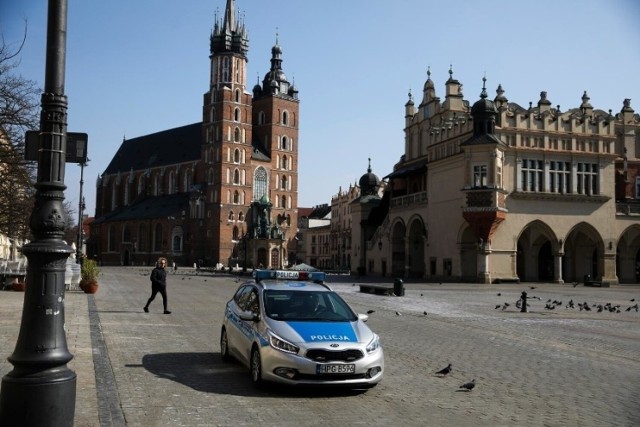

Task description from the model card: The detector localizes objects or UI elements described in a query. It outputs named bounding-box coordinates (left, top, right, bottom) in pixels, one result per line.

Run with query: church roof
left=103, top=123, right=202, bottom=175
left=92, top=193, right=189, bottom=224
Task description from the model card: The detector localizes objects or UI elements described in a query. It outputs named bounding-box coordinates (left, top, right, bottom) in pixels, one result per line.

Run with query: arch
left=282, top=111, right=289, bottom=125
left=234, top=148, right=240, bottom=163
left=153, top=223, right=163, bottom=252
left=234, top=107, right=240, bottom=122
left=407, top=216, right=426, bottom=278
left=459, top=225, right=478, bottom=282
left=562, top=222, right=604, bottom=283
left=282, top=136, right=288, bottom=150
left=271, top=248, right=280, bottom=269
left=171, top=226, right=183, bottom=253
left=108, top=225, right=116, bottom=252
left=233, top=169, right=240, bottom=184
left=390, top=219, right=407, bottom=276
left=516, top=220, right=558, bottom=282
left=616, top=224, right=640, bottom=283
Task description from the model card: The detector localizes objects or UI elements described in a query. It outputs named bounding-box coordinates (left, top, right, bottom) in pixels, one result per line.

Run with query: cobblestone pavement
left=1, top=268, right=639, bottom=426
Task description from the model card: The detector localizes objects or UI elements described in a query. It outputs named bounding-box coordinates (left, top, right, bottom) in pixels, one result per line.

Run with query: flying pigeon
left=460, top=379, right=476, bottom=391
left=436, top=364, right=452, bottom=376
left=366, top=310, right=376, bottom=314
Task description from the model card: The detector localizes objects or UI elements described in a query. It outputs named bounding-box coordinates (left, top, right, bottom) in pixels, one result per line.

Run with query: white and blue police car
left=220, top=269, right=384, bottom=388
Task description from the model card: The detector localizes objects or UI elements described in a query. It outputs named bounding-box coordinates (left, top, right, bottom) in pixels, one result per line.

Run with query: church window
left=234, top=169, right=240, bottom=184
left=234, top=148, right=240, bottom=163
left=233, top=190, right=239, bottom=204
left=283, top=111, right=289, bottom=125
left=235, top=89, right=240, bottom=103
left=232, top=226, right=239, bottom=241
left=234, top=127, right=240, bottom=142
left=222, top=57, right=230, bottom=82
left=254, top=167, right=267, bottom=201
left=258, top=111, right=266, bottom=125
left=282, top=136, right=288, bottom=150
left=229, top=211, right=234, bottom=220
left=282, top=155, right=288, bottom=170
left=281, top=175, right=287, bottom=190
left=281, top=195, right=286, bottom=209
left=234, top=108, right=240, bottom=122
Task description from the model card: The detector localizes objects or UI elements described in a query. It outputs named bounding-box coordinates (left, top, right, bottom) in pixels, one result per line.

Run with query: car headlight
left=268, top=330, right=299, bottom=354
left=366, top=334, right=381, bottom=353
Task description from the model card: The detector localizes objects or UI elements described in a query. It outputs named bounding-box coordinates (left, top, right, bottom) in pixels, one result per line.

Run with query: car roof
left=247, top=269, right=333, bottom=292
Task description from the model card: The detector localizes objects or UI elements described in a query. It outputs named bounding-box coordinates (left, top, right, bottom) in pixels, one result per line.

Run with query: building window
left=234, top=108, right=240, bottom=122
left=473, top=165, right=487, bottom=188
left=549, top=161, right=571, bottom=194
left=282, top=136, right=288, bottom=150
left=233, top=190, right=239, bottom=204
left=254, top=167, right=267, bottom=201
left=235, top=89, right=240, bottom=103
left=234, top=148, right=240, bottom=163
left=577, top=162, right=598, bottom=195
left=234, top=127, right=240, bottom=142
left=281, top=175, right=287, bottom=190
left=258, top=111, right=265, bottom=125
left=281, top=195, right=286, bottom=208
left=283, top=111, right=289, bottom=125
left=108, top=225, right=116, bottom=252
left=154, top=224, right=163, bottom=252
left=521, top=159, right=543, bottom=192
left=282, top=155, right=288, bottom=170
left=233, top=169, right=240, bottom=184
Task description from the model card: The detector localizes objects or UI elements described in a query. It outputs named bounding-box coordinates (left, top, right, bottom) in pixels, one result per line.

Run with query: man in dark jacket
left=144, top=257, right=171, bottom=314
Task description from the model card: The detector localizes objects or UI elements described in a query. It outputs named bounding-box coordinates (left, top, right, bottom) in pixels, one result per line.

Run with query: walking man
left=144, top=257, right=171, bottom=314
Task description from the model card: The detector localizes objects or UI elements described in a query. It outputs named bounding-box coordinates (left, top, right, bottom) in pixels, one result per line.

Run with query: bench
left=359, top=284, right=395, bottom=296
left=584, top=280, right=610, bottom=288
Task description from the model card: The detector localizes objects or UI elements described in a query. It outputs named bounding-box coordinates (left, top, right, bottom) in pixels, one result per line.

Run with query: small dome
left=358, top=159, right=380, bottom=196
left=272, top=43, right=282, bottom=55
left=471, top=77, right=497, bottom=116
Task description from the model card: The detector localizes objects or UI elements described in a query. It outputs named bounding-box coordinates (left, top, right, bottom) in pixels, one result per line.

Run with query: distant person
left=144, top=257, right=171, bottom=314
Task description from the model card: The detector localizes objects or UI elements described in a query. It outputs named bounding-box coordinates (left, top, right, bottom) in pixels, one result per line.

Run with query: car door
left=226, top=285, right=252, bottom=360
left=235, top=286, right=261, bottom=364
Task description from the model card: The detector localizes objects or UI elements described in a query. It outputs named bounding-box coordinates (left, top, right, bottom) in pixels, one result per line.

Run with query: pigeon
left=420, top=293, right=424, bottom=297
left=572, top=282, right=579, bottom=287
left=423, top=311, right=428, bottom=316
left=631, top=298, right=636, bottom=302
left=460, top=379, right=476, bottom=391
left=366, top=310, right=376, bottom=314
left=395, top=311, right=401, bottom=316
left=501, top=303, right=510, bottom=310
left=497, top=293, right=501, bottom=296
left=495, top=304, right=501, bottom=309
left=435, top=364, right=452, bottom=376
left=530, top=286, right=537, bottom=290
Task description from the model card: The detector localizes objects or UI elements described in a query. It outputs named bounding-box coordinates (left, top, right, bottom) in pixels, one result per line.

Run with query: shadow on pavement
left=140, top=352, right=369, bottom=398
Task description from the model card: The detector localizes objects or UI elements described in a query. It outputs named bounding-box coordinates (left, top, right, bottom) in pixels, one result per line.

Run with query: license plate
left=316, top=364, right=355, bottom=374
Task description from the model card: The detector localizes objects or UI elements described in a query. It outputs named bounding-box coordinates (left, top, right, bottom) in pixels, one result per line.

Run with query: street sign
left=25, top=131, right=88, bottom=164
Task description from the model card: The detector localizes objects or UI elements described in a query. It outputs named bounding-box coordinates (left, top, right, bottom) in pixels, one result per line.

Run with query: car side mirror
left=358, top=313, right=369, bottom=322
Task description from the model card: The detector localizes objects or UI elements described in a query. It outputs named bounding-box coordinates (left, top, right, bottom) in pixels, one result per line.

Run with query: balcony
left=391, top=191, right=428, bottom=208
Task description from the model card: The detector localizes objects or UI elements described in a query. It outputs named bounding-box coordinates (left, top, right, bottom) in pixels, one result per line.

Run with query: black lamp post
left=0, top=1, right=77, bottom=426
left=76, top=160, right=88, bottom=263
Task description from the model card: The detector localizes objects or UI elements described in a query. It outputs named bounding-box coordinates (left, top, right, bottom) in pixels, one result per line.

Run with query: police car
left=220, top=269, right=384, bottom=388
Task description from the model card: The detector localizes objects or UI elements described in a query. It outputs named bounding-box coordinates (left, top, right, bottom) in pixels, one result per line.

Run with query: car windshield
left=264, top=290, right=357, bottom=322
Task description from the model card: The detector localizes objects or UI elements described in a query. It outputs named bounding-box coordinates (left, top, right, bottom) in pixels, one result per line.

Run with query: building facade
left=91, top=0, right=300, bottom=268
left=353, top=67, right=640, bottom=284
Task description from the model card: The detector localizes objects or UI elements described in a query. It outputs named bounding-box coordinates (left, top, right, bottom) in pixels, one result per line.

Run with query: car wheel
left=220, top=328, right=231, bottom=362
left=250, top=347, right=264, bottom=387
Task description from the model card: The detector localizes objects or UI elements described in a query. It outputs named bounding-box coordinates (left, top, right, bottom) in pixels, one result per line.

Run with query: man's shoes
left=164, top=310, right=172, bottom=314
left=143, top=307, right=149, bottom=313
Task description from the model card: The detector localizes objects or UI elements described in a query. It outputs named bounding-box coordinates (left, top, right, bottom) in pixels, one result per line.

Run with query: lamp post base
left=0, top=371, right=76, bottom=426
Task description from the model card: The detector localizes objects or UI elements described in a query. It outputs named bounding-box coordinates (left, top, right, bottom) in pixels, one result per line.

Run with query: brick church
left=91, top=0, right=300, bottom=268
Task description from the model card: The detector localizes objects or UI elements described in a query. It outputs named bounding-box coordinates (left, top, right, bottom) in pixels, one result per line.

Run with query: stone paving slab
left=1, top=268, right=639, bottom=426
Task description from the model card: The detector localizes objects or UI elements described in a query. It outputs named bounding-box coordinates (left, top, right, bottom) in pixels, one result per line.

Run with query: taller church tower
left=203, top=0, right=300, bottom=267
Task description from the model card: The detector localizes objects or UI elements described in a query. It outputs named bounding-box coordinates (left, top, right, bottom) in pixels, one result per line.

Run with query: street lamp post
left=0, top=1, right=77, bottom=426
left=76, top=160, right=87, bottom=263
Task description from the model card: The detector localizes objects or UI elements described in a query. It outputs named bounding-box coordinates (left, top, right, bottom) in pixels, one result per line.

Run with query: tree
left=0, top=27, right=41, bottom=242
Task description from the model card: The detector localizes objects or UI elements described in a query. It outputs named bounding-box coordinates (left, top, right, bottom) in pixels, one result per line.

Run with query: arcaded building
left=353, top=68, right=640, bottom=284
left=91, top=0, right=300, bottom=268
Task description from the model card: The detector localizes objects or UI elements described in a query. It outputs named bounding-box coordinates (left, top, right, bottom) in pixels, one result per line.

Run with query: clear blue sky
left=2, top=0, right=640, bottom=219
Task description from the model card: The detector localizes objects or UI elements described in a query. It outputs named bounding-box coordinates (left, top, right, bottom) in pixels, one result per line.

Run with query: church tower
left=249, top=35, right=300, bottom=267
left=203, top=0, right=252, bottom=264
